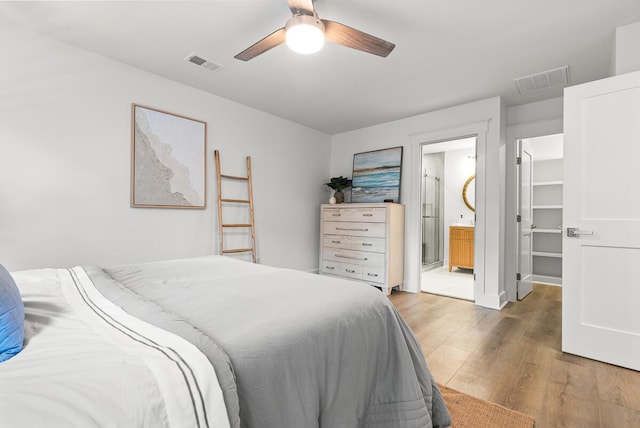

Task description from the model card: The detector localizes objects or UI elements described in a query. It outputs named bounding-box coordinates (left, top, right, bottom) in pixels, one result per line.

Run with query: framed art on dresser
left=131, top=104, right=207, bottom=208
left=351, top=146, right=403, bottom=203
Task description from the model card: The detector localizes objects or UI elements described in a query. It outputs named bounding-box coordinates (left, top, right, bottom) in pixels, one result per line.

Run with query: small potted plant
left=325, top=176, right=352, bottom=204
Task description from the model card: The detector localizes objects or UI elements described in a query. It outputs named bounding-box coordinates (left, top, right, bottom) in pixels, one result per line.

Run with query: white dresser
left=319, top=203, right=404, bottom=295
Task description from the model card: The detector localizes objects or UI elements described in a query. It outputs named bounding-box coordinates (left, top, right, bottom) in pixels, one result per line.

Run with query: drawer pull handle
left=335, top=254, right=367, bottom=261
left=332, top=214, right=341, bottom=217
left=325, top=266, right=335, bottom=270
left=331, top=240, right=341, bottom=244
left=362, top=214, right=373, bottom=217
left=345, top=269, right=357, bottom=273
left=336, top=227, right=368, bottom=232
left=367, top=273, right=379, bottom=277
left=362, top=243, right=373, bottom=246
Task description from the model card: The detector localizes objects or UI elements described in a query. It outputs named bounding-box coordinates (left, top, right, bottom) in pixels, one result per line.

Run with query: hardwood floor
left=390, top=284, right=640, bottom=428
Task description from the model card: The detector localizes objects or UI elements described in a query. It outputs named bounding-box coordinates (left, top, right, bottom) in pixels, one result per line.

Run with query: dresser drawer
left=323, top=248, right=366, bottom=264
left=321, top=259, right=364, bottom=281
left=323, top=248, right=385, bottom=267
left=322, top=235, right=351, bottom=249
left=321, top=259, right=342, bottom=275
left=339, top=262, right=363, bottom=280
left=322, top=208, right=352, bottom=222
left=350, top=207, right=386, bottom=222
left=351, top=237, right=386, bottom=253
left=362, top=266, right=385, bottom=284
left=324, top=221, right=386, bottom=238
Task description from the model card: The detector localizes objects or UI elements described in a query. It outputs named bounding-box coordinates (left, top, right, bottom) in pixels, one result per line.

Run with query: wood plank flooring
left=390, top=284, right=640, bottom=428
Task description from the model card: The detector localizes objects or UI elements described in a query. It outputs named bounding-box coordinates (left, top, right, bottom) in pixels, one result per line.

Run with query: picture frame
left=131, top=104, right=207, bottom=208
left=352, top=146, right=403, bottom=203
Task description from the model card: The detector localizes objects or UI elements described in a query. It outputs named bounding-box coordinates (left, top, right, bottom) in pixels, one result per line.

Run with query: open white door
left=563, top=70, right=640, bottom=370
left=517, top=140, right=534, bottom=300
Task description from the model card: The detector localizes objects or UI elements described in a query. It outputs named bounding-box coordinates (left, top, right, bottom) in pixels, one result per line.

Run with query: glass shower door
left=422, top=173, right=443, bottom=269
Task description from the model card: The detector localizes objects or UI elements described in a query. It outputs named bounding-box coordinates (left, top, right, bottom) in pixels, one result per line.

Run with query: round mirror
left=462, top=174, right=475, bottom=212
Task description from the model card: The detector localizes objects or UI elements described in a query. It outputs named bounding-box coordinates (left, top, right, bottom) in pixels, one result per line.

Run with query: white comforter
left=0, top=267, right=230, bottom=428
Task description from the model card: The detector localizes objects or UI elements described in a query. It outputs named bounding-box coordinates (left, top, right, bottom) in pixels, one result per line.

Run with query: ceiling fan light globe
left=285, top=15, right=325, bottom=54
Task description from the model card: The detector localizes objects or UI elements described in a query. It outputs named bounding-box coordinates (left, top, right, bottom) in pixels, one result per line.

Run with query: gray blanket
left=88, top=256, right=451, bottom=428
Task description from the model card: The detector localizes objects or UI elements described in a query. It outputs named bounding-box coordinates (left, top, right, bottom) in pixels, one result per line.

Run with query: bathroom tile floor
left=421, top=266, right=474, bottom=301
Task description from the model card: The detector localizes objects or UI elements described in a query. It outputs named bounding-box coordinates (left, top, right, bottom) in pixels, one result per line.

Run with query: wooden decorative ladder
left=214, top=150, right=257, bottom=263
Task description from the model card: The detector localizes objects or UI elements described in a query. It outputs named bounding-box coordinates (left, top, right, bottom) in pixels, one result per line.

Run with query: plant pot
left=334, top=190, right=344, bottom=204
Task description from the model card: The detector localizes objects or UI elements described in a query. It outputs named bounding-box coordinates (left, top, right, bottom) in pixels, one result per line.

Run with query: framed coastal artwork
left=131, top=104, right=207, bottom=208
left=351, top=146, right=403, bottom=203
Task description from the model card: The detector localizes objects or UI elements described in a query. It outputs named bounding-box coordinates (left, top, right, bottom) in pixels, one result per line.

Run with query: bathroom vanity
left=449, top=225, right=474, bottom=271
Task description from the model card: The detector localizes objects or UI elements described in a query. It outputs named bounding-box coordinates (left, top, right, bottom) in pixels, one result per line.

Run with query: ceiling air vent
left=185, top=53, right=223, bottom=73
left=514, top=66, right=569, bottom=95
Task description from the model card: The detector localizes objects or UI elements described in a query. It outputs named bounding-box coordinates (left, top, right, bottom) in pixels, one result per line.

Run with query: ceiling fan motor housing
left=285, top=14, right=326, bottom=54
left=285, top=14, right=325, bottom=33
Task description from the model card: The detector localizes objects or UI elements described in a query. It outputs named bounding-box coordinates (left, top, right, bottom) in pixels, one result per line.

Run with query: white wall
left=527, top=133, right=563, bottom=159
left=0, top=23, right=331, bottom=271
left=442, top=147, right=476, bottom=266
left=616, top=21, right=640, bottom=75
left=331, top=97, right=505, bottom=309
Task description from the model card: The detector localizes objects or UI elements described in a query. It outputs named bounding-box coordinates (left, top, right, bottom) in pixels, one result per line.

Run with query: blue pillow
left=0, top=264, right=24, bottom=362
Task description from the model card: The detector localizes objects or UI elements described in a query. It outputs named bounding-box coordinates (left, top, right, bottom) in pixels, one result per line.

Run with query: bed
left=0, top=256, right=451, bottom=427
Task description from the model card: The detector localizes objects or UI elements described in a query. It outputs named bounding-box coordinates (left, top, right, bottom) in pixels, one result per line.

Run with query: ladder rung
left=221, top=198, right=250, bottom=203
left=222, top=248, right=254, bottom=254
left=222, top=223, right=252, bottom=228
left=221, top=174, right=248, bottom=181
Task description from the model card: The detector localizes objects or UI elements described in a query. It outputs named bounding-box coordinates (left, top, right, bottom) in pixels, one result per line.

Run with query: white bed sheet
left=0, top=267, right=229, bottom=428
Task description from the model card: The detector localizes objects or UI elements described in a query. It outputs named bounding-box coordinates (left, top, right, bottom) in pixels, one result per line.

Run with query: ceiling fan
left=234, top=0, right=395, bottom=61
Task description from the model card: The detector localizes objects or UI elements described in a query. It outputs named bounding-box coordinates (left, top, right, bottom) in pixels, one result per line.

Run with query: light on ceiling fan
left=285, top=15, right=325, bottom=54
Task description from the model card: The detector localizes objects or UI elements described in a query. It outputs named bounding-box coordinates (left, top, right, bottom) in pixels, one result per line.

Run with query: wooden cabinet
left=319, top=203, right=404, bottom=295
left=449, top=225, right=474, bottom=271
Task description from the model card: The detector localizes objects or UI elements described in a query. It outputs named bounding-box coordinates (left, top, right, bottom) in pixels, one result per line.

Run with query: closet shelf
left=533, top=205, right=563, bottom=209
left=533, top=155, right=563, bottom=162
left=533, top=180, right=563, bottom=186
left=532, top=251, right=563, bottom=258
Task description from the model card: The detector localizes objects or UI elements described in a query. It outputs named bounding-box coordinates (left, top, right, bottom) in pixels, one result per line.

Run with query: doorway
left=420, top=137, right=477, bottom=301
left=516, top=133, right=564, bottom=300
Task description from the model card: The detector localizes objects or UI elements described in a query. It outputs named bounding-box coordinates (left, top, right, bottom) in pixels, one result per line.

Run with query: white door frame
left=410, top=120, right=492, bottom=307
left=505, top=118, right=563, bottom=301
left=419, top=137, right=477, bottom=298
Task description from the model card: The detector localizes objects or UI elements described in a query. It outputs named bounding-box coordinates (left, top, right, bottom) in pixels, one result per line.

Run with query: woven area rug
left=439, top=384, right=535, bottom=428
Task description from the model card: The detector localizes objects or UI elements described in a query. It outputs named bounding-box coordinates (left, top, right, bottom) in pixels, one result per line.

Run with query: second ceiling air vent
left=514, top=66, right=569, bottom=95
left=185, top=53, right=223, bottom=73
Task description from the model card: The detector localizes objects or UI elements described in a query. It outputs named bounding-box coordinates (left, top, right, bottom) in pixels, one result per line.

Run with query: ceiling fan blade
left=321, top=20, right=395, bottom=58
left=234, top=28, right=286, bottom=61
left=288, top=0, right=315, bottom=16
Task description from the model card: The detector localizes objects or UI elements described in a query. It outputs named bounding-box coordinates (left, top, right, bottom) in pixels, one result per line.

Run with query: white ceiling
left=1, top=0, right=639, bottom=134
